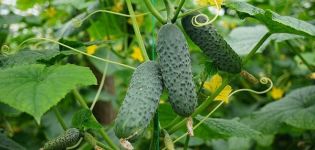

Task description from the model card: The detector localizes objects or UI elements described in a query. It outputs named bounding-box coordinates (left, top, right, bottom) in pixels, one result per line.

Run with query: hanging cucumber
left=181, top=13, right=242, bottom=74
left=114, top=61, right=163, bottom=141
left=156, top=23, right=197, bottom=117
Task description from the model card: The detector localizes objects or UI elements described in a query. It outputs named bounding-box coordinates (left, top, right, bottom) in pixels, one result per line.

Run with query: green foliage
left=1, top=0, right=315, bottom=149
left=195, top=115, right=260, bottom=138
left=0, top=64, right=96, bottom=123
left=227, top=25, right=303, bottom=55
left=225, top=0, right=315, bottom=37
left=72, top=109, right=102, bottom=130
left=0, top=133, right=26, bottom=150
left=244, top=86, right=315, bottom=133
left=0, top=49, right=59, bottom=68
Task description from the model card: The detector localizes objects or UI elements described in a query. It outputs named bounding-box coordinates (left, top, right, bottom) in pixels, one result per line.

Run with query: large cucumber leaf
left=226, top=25, right=303, bottom=55
left=244, top=86, right=315, bottom=134
left=0, top=64, right=96, bottom=123
left=225, top=0, right=315, bottom=38
left=195, top=115, right=260, bottom=138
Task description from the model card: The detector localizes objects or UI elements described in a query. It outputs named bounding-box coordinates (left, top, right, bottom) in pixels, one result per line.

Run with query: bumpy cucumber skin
left=181, top=13, right=242, bottom=74
left=43, top=128, right=81, bottom=150
left=156, top=24, right=197, bottom=117
left=114, top=61, right=163, bottom=141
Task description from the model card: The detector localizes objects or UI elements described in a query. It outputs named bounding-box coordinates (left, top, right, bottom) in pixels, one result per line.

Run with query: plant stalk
left=144, top=0, right=167, bottom=24
left=183, top=135, right=190, bottom=150
left=286, top=41, right=315, bottom=71
left=53, top=107, right=67, bottom=131
left=72, top=89, right=119, bottom=150
left=126, top=0, right=150, bottom=61
left=242, top=32, right=272, bottom=64
left=171, top=0, right=185, bottom=23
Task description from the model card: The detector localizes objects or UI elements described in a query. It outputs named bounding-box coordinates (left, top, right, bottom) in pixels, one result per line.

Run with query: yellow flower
left=128, top=13, right=144, bottom=27
left=46, top=7, right=56, bottom=18
left=86, top=45, right=98, bottom=55
left=203, top=74, right=232, bottom=103
left=309, top=72, right=315, bottom=79
left=112, top=2, right=124, bottom=12
left=195, top=0, right=223, bottom=7
left=131, top=46, right=144, bottom=62
left=271, top=87, right=284, bottom=100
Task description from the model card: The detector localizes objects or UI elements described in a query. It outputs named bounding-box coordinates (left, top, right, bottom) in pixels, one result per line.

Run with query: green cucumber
left=43, top=128, right=81, bottom=150
left=156, top=24, right=197, bottom=117
left=181, top=13, right=242, bottom=74
left=114, top=61, right=163, bottom=141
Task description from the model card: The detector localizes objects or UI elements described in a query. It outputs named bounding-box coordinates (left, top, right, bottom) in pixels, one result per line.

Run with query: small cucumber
left=43, top=128, right=81, bottom=150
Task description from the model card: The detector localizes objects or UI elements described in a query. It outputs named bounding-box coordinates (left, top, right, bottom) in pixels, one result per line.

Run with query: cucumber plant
left=1, top=0, right=315, bottom=150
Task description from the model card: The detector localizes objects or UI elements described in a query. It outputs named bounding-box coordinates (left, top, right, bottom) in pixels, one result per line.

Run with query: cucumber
left=181, top=13, right=242, bottom=74
left=114, top=61, right=163, bottom=141
left=43, top=128, right=81, bottom=150
left=156, top=24, right=197, bottom=117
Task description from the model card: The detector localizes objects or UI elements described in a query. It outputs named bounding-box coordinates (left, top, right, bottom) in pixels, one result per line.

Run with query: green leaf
left=263, top=10, right=315, bottom=37
left=227, top=25, right=303, bottom=55
left=0, top=133, right=26, bottom=150
left=225, top=0, right=315, bottom=38
left=0, top=64, right=97, bottom=123
left=245, top=86, right=315, bottom=133
left=224, top=0, right=265, bottom=19
left=195, top=115, right=260, bottom=138
left=159, top=103, right=177, bottom=127
left=72, top=108, right=102, bottom=130
left=0, top=49, right=60, bottom=68
left=227, top=25, right=270, bottom=56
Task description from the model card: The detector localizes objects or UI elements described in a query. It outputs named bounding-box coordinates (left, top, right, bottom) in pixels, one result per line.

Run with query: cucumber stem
left=144, top=0, right=167, bottom=24
left=72, top=89, right=119, bottom=150
left=183, top=135, right=190, bottom=150
left=286, top=41, right=315, bottom=72
left=171, top=0, right=185, bottom=23
left=126, top=0, right=150, bottom=61
left=53, top=107, right=67, bottom=131
left=242, top=32, right=272, bottom=64
left=163, top=0, right=174, bottom=23
left=177, top=5, right=209, bottom=18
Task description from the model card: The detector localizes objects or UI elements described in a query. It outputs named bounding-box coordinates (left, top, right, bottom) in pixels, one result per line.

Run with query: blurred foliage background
left=0, top=0, right=315, bottom=149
